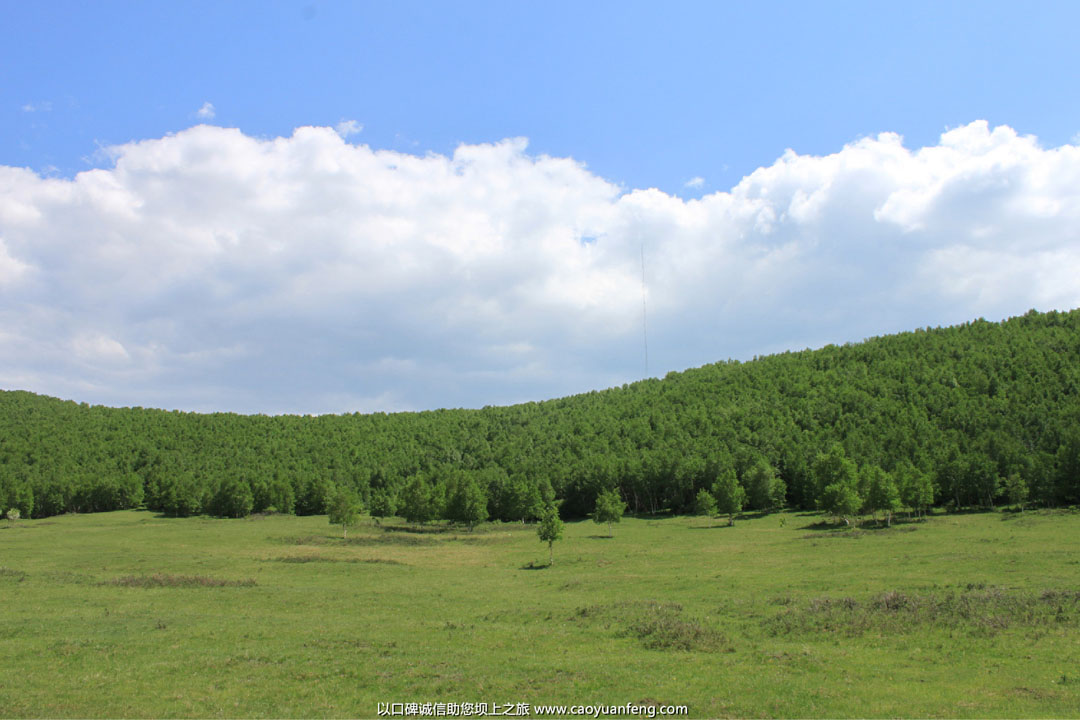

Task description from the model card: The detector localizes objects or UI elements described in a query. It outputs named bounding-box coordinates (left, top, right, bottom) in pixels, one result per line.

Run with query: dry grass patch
left=573, top=600, right=732, bottom=652
left=0, top=567, right=28, bottom=581
left=766, top=586, right=1080, bottom=637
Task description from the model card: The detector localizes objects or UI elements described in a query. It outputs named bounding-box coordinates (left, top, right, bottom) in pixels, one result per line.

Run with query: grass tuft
left=574, top=600, right=732, bottom=652
left=767, top=586, right=1080, bottom=637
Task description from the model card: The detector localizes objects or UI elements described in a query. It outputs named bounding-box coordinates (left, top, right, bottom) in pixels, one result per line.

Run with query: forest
left=2, top=308, right=1079, bottom=523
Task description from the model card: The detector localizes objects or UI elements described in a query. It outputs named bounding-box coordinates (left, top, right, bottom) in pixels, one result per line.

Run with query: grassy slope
left=1, top=509, right=1078, bottom=718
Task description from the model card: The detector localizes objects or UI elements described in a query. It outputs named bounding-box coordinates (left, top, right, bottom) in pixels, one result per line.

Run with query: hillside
left=2, top=308, right=1079, bottom=520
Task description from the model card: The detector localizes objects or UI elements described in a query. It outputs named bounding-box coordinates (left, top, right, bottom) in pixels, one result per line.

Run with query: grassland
left=1, top=508, right=1078, bottom=718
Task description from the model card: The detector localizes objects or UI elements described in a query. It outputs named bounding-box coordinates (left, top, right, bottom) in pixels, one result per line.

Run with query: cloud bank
left=1, top=121, right=1078, bottom=413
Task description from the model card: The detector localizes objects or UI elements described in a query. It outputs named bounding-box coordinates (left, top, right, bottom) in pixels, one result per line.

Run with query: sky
left=2, top=1, right=1080, bottom=414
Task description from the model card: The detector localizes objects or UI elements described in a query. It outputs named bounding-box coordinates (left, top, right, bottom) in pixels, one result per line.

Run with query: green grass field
left=2, top=508, right=1079, bottom=718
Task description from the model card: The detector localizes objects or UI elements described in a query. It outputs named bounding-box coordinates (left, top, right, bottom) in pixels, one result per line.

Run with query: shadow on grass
left=382, top=524, right=454, bottom=535
left=586, top=535, right=614, bottom=540
left=381, top=521, right=534, bottom=536
left=281, top=533, right=439, bottom=547
left=738, top=510, right=775, bottom=521
left=687, top=522, right=736, bottom=530
left=799, top=520, right=845, bottom=532
left=519, top=562, right=551, bottom=570
left=799, top=518, right=923, bottom=537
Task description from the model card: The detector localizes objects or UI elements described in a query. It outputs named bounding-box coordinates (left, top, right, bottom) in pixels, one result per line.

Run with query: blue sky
left=8, top=1, right=1079, bottom=190
left=3, top=1, right=1080, bottom=413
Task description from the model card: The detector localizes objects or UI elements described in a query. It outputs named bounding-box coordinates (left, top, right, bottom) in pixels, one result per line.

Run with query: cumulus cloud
left=196, top=102, right=216, bottom=119
left=1, top=120, right=1078, bottom=413
left=0, top=239, right=31, bottom=285
left=334, top=119, right=363, bottom=138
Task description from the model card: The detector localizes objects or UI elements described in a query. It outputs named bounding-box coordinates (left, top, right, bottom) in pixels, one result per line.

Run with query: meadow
left=1, top=508, right=1078, bottom=718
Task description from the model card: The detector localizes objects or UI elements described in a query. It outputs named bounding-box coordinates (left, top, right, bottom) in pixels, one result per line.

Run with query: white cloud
left=684, top=176, right=705, bottom=189
left=1, top=120, right=1078, bottom=413
left=0, top=238, right=31, bottom=285
left=21, top=101, right=52, bottom=113
left=73, top=333, right=130, bottom=364
left=334, top=119, right=363, bottom=138
left=196, top=102, right=216, bottom=120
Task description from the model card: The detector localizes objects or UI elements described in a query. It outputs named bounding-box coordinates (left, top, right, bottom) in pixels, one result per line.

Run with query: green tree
left=2, top=479, right=34, bottom=520
left=693, top=488, right=718, bottom=517
left=400, top=476, right=436, bottom=525
left=369, top=488, right=398, bottom=524
left=592, top=488, right=625, bottom=536
left=296, top=476, right=334, bottom=516
left=446, top=473, right=489, bottom=530
left=5, top=507, right=19, bottom=524
left=896, top=463, right=935, bottom=519
left=1054, top=432, right=1080, bottom=505
left=159, top=472, right=204, bottom=517
left=256, top=477, right=295, bottom=514
left=1005, top=473, right=1029, bottom=512
left=813, top=444, right=862, bottom=524
left=537, top=503, right=564, bottom=566
left=745, top=460, right=786, bottom=511
left=712, top=469, right=745, bottom=526
left=965, top=455, right=1002, bottom=509
left=495, top=473, right=544, bottom=522
left=865, top=466, right=901, bottom=526
left=208, top=478, right=254, bottom=518
left=328, top=487, right=362, bottom=539
left=820, top=481, right=861, bottom=526
left=812, top=444, right=858, bottom=499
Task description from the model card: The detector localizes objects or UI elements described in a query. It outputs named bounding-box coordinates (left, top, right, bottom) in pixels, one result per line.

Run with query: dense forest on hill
left=2, top=309, right=1079, bottom=522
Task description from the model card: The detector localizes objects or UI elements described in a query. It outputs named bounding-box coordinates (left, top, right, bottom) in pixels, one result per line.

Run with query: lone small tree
left=693, top=488, right=718, bottom=517
left=537, top=503, right=564, bottom=566
left=5, top=508, right=19, bottom=525
left=328, top=488, right=362, bottom=539
left=592, top=488, right=625, bottom=537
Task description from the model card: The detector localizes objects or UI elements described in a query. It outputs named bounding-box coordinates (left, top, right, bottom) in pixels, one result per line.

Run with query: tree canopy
left=2, top=309, right=1079, bottom=523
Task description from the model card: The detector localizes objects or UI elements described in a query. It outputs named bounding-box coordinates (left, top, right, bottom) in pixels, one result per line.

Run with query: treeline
left=2, top=309, right=1079, bottom=522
